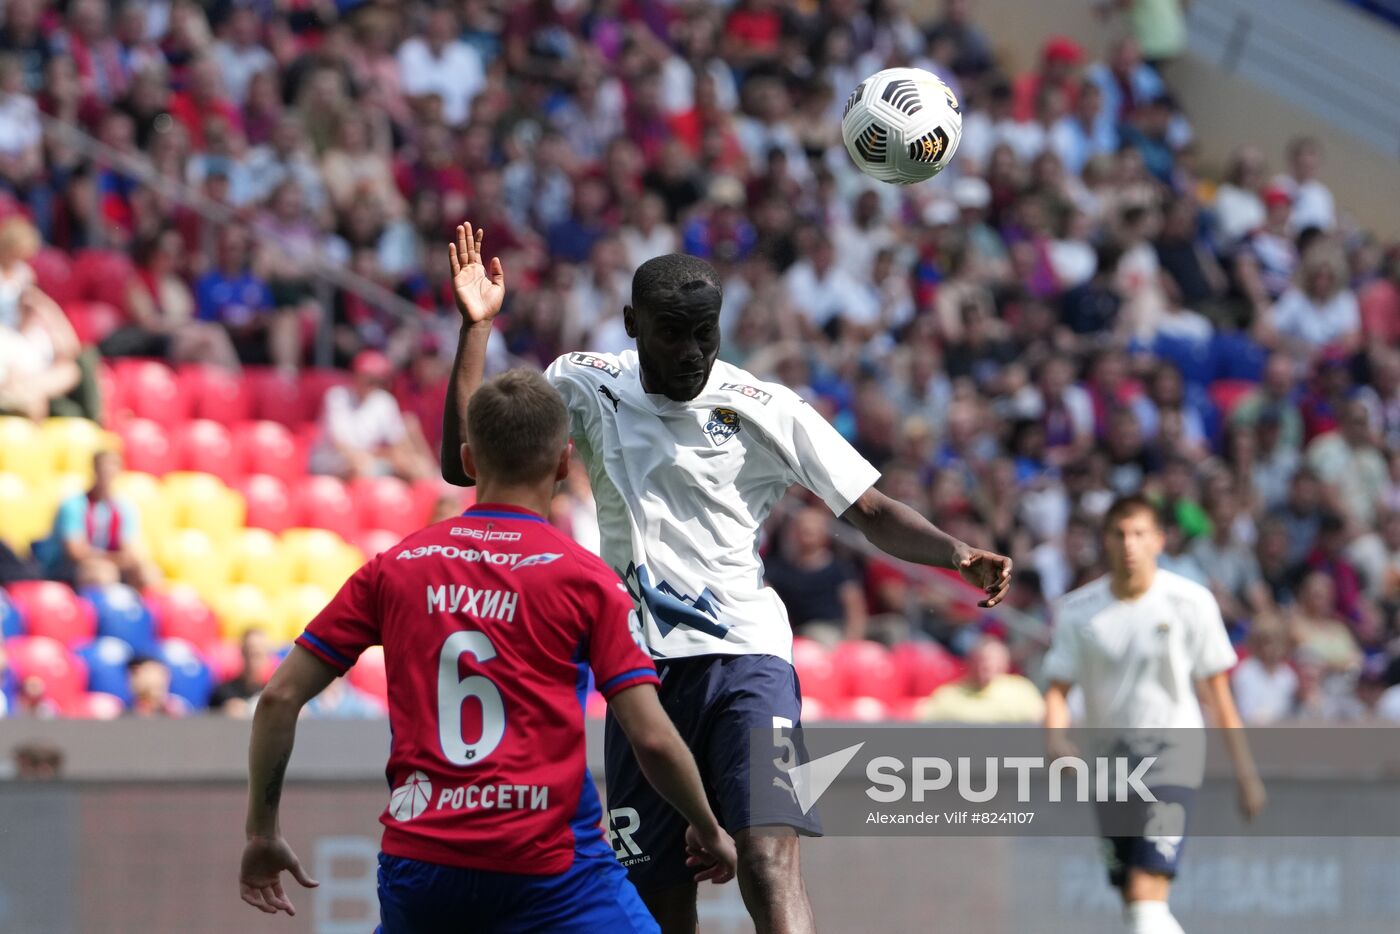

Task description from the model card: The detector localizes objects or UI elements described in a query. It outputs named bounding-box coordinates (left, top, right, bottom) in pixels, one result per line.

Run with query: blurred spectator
left=1086, top=36, right=1164, bottom=125
left=104, top=227, right=240, bottom=369
left=0, top=54, right=43, bottom=194
left=1096, top=0, right=1188, bottom=67
left=1276, top=136, right=1336, bottom=233
left=304, top=677, right=384, bottom=719
left=1231, top=616, right=1298, bottom=725
left=11, top=741, right=63, bottom=778
left=126, top=656, right=187, bottom=717
left=0, top=212, right=38, bottom=329
left=41, top=449, right=154, bottom=589
left=1266, top=243, right=1361, bottom=360
left=1012, top=36, right=1083, bottom=122
left=1213, top=145, right=1268, bottom=247
left=396, top=6, right=485, bottom=128
left=1234, top=184, right=1298, bottom=313
left=1190, top=489, right=1272, bottom=624
left=1289, top=570, right=1362, bottom=673
left=210, top=7, right=273, bottom=107
left=917, top=635, right=1044, bottom=723
left=1306, top=399, right=1388, bottom=527
left=765, top=506, right=869, bottom=645
left=309, top=350, right=435, bottom=481
left=1346, top=508, right=1400, bottom=604
left=196, top=225, right=297, bottom=370
left=209, top=629, right=273, bottom=718
left=925, top=0, right=996, bottom=78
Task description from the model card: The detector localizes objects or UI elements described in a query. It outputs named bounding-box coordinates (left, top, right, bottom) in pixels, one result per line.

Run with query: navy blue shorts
left=375, top=852, right=657, bottom=933
left=603, top=653, right=821, bottom=891
left=1096, top=785, right=1195, bottom=889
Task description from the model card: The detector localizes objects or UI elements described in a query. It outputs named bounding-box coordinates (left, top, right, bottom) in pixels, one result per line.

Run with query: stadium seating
left=246, top=369, right=306, bottom=428
left=71, top=249, right=134, bottom=309
left=350, top=476, right=422, bottom=538
left=5, top=635, right=88, bottom=709
left=114, top=360, right=191, bottom=428
left=276, top=584, right=334, bottom=645
left=115, top=418, right=177, bottom=475
left=227, top=527, right=294, bottom=595
left=173, top=420, right=240, bottom=485
left=891, top=642, right=965, bottom=698
left=67, top=691, right=127, bottom=719
left=0, top=589, right=21, bottom=638
left=6, top=581, right=97, bottom=646
left=62, top=300, right=124, bottom=347
left=211, top=583, right=276, bottom=643
left=294, top=477, right=359, bottom=541
left=236, top=473, right=296, bottom=532
left=28, top=247, right=78, bottom=304
left=832, top=640, right=902, bottom=704
left=231, top=421, right=302, bottom=484
left=85, top=583, right=157, bottom=655
left=791, top=637, right=841, bottom=705
left=157, top=638, right=214, bottom=707
left=147, top=584, right=220, bottom=650
left=0, top=416, right=46, bottom=484
left=181, top=366, right=253, bottom=426
left=347, top=645, right=388, bottom=705
left=77, top=636, right=136, bottom=702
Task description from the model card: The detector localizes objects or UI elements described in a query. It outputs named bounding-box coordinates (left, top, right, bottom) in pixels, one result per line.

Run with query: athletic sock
left=1124, top=899, right=1185, bottom=934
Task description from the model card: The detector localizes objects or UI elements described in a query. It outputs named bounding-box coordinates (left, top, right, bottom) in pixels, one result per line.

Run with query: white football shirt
left=545, top=350, right=881, bottom=662
left=1043, top=569, right=1238, bottom=731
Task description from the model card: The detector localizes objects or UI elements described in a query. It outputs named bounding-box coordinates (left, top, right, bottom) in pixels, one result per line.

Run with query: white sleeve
left=1190, top=590, right=1238, bottom=679
left=1041, top=612, right=1082, bottom=685
left=543, top=354, right=588, bottom=437
left=770, top=393, right=881, bottom=516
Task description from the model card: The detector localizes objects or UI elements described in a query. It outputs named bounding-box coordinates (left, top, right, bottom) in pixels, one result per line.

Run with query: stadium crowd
left=1, top=0, right=1398, bottom=724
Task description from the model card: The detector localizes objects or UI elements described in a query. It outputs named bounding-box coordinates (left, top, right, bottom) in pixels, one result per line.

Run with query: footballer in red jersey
left=240, top=370, right=735, bottom=932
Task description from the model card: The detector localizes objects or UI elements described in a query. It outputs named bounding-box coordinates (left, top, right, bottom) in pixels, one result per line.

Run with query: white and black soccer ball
left=840, top=67, right=963, bottom=185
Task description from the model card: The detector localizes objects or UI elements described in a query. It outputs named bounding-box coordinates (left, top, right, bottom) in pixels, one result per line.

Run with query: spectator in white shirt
left=1277, top=136, right=1335, bottom=233
left=783, top=232, right=880, bottom=338
left=1213, top=145, right=1267, bottom=246
left=619, top=193, right=679, bottom=271
left=210, top=7, right=273, bottom=105
left=0, top=55, right=42, bottom=192
left=1231, top=617, right=1298, bottom=724
left=309, top=351, right=435, bottom=481
left=1267, top=243, right=1361, bottom=359
left=396, top=7, right=485, bottom=127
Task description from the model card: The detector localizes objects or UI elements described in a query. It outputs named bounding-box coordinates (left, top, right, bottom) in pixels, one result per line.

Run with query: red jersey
left=296, top=503, right=659, bottom=875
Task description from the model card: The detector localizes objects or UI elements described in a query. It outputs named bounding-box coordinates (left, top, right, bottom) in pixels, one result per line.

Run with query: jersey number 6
left=437, top=631, right=506, bottom=766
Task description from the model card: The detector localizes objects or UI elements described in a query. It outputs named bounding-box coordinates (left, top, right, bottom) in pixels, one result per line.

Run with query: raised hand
left=239, top=835, right=319, bottom=916
left=956, top=547, right=1013, bottom=608
left=447, top=221, right=506, bottom=326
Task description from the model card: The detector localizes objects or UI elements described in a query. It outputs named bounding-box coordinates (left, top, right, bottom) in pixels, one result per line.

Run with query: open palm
left=448, top=221, right=506, bottom=325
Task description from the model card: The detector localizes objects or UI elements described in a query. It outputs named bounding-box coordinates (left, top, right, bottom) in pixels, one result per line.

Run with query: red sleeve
left=587, top=575, right=659, bottom=700
left=295, top=558, right=382, bottom=674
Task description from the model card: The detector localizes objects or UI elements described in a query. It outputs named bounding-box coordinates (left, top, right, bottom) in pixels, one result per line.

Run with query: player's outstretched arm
left=609, top=683, right=738, bottom=883
left=440, top=221, right=506, bottom=487
left=240, top=647, right=336, bottom=916
left=843, top=488, right=1013, bottom=608
left=1198, top=672, right=1267, bottom=821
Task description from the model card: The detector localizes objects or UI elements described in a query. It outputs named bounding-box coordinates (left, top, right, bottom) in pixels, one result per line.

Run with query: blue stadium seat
left=158, top=638, right=214, bottom=708
left=0, top=589, right=21, bottom=639
left=84, top=584, right=157, bottom=656
left=76, top=636, right=136, bottom=704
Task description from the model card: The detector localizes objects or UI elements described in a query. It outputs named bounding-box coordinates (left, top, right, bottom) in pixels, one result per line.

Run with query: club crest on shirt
left=568, top=352, right=620, bottom=378
left=719, top=382, right=772, bottom=405
left=703, top=407, right=742, bottom=445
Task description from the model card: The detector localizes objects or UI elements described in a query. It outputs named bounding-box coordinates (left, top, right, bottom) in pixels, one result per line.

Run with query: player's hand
left=684, top=823, right=737, bottom=884
left=447, top=221, right=506, bottom=326
left=955, top=546, right=1013, bottom=608
left=1237, top=775, right=1267, bottom=822
left=239, top=834, right=319, bottom=916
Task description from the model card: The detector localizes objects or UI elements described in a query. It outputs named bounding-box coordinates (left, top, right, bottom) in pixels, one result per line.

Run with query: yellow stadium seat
left=158, top=528, right=232, bottom=601
left=0, top=417, right=50, bottom=485
left=212, top=583, right=278, bottom=642
left=0, top=473, right=55, bottom=554
left=280, top=528, right=352, bottom=588
left=47, top=472, right=88, bottom=499
left=162, top=471, right=246, bottom=541
left=275, top=583, right=333, bottom=644
left=41, top=417, right=109, bottom=482
left=113, top=471, right=175, bottom=550
left=228, top=527, right=293, bottom=594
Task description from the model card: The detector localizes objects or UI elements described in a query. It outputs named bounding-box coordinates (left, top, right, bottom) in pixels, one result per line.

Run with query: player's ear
left=623, top=305, right=637, bottom=338
left=460, top=443, right=477, bottom=480
left=554, top=441, right=572, bottom=482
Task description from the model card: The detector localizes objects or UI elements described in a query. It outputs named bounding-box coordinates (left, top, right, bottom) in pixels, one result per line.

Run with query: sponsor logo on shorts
left=568, top=352, right=621, bottom=378
left=719, top=382, right=772, bottom=405
left=703, top=407, right=742, bottom=446
left=450, top=526, right=523, bottom=542
left=607, top=807, right=650, bottom=866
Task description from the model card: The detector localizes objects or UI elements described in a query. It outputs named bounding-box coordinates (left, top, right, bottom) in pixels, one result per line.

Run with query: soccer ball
left=840, top=67, right=963, bottom=185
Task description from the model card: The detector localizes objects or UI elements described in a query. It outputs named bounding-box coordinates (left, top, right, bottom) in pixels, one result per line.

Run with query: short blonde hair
left=0, top=216, right=40, bottom=264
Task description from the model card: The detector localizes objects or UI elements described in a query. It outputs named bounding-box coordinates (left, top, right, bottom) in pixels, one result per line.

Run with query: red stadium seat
left=799, top=695, right=828, bottom=722
left=115, top=417, right=176, bottom=475
left=73, top=248, right=134, bottom=309
left=832, top=640, right=900, bottom=702
left=173, top=419, right=239, bottom=483
left=300, top=368, right=353, bottom=424
left=410, top=478, right=457, bottom=526
left=347, top=645, right=387, bottom=703
left=825, top=696, right=890, bottom=722
left=355, top=528, right=404, bottom=559
left=116, top=360, right=190, bottom=428
left=64, top=300, right=124, bottom=346
left=891, top=642, right=964, bottom=698
left=236, top=473, right=295, bottom=533
left=791, top=637, right=840, bottom=704
left=231, top=421, right=302, bottom=484
left=203, top=638, right=245, bottom=682
left=66, top=691, right=126, bottom=719
left=5, top=635, right=88, bottom=708
left=246, top=368, right=306, bottom=428
left=350, top=476, right=419, bottom=537
left=885, top=697, right=925, bottom=721
left=5, top=581, right=96, bottom=646
left=147, top=584, right=220, bottom=650
left=97, top=360, right=124, bottom=427
left=181, top=365, right=252, bottom=425
left=29, top=248, right=79, bottom=305
left=295, top=475, right=358, bottom=539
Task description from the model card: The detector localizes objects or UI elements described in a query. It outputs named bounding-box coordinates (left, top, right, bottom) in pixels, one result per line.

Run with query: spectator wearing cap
left=1275, top=136, right=1336, bottom=233
left=1013, top=35, right=1083, bottom=122
left=1235, top=183, right=1300, bottom=314
left=918, top=636, right=1044, bottom=723
left=309, top=350, right=435, bottom=481
left=1266, top=243, right=1361, bottom=361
